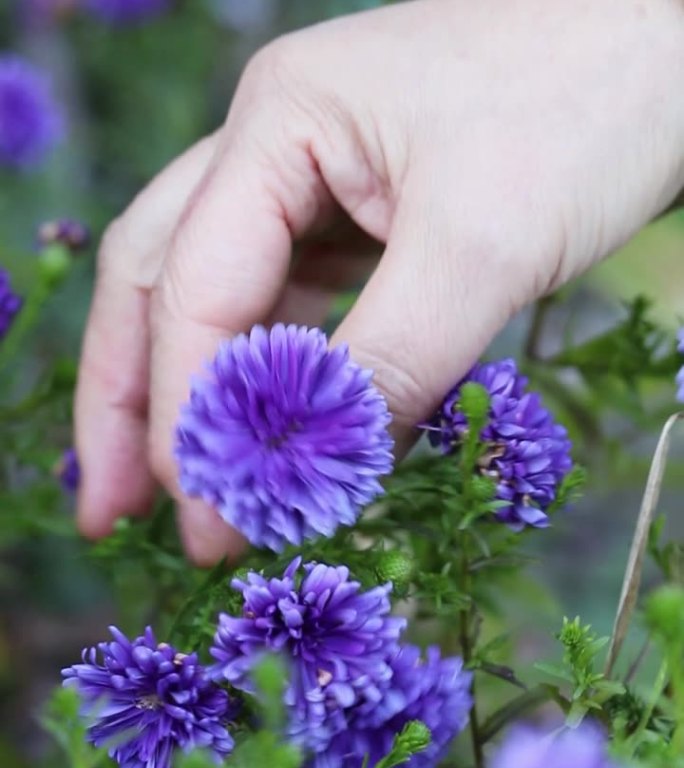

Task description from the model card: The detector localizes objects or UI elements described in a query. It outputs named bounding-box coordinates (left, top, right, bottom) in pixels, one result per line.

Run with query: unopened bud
left=375, top=550, right=413, bottom=593
left=459, top=382, right=490, bottom=431
left=38, top=242, right=71, bottom=286
left=645, top=585, right=684, bottom=646
left=397, top=720, right=431, bottom=755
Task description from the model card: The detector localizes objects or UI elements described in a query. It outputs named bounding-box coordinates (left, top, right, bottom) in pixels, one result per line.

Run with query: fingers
left=330, top=192, right=518, bottom=457
left=149, top=132, right=332, bottom=562
left=75, top=135, right=219, bottom=538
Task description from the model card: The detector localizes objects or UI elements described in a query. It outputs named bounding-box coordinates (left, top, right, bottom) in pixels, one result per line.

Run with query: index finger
left=75, top=136, right=218, bottom=538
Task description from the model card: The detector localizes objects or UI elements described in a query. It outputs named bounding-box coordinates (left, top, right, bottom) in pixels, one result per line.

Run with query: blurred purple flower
left=314, top=645, right=472, bottom=768
left=56, top=448, right=80, bottom=493
left=207, top=0, right=277, bottom=32
left=211, top=558, right=406, bottom=752
left=38, top=218, right=90, bottom=253
left=62, top=626, right=236, bottom=768
left=0, top=55, right=64, bottom=169
left=491, top=722, right=622, bottom=768
left=85, top=0, right=169, bottom=24
left=428, top=358, right=572, bottom=531
left=176, top=324, right=394, bottom=551
left=0, top=268, right=22, bottom=340
left=19, top=0, right=79, bottom=29
left=676, top=328, right=684, bottom=402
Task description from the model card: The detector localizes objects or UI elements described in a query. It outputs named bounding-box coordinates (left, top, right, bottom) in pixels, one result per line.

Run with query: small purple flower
left=0, top=55, right=64, bottom=169
left=56, top=448, right=80, bottom=493
left=85, top=0, right=169, bottom=24
left=62, top=626, right=236, bottom=768
left=315, top=645, right=472, bottom=768
left=210, top=558, right=406, bottom=752
left=491, top=722, right=622, bottom=768
left=0, top=268, right=22, bottom=340
left=428, top=358, right=572, bottom=531
left=676, top=328, right=684, bottom=403
left=38, top=218, right=90, bottom=253
left=176, top=324, right=394, bottom=551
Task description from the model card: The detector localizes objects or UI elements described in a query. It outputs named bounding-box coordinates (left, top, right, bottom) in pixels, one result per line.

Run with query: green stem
left=669, top=648, right=684, bottom=756
left=479, top=686, right=555, bottom=743
left=458, top=532, right=484, bottom=768
left=0, top=271, right=54, bottom=374
left=624, top=658, right=668, bottom=759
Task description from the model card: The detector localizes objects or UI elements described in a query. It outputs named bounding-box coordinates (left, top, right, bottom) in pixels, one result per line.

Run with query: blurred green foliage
left=1, top=0, right=684, bottom=766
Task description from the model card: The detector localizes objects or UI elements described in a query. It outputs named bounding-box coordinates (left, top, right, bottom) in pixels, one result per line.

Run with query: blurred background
left=0, top=1, right=683, bottom=765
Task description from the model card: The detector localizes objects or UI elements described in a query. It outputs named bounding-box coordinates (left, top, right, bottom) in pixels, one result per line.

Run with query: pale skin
left=75, top=0, right=684, bottom=565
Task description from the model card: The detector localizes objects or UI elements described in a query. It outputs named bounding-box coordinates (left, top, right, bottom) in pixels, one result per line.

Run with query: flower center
left=265, top=420, right=302, bottom=449
left=136, top=694, right=162, bottom=711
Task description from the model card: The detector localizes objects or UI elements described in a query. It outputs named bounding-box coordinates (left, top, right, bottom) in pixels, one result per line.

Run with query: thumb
left=330, top=199, right=519, bottom=456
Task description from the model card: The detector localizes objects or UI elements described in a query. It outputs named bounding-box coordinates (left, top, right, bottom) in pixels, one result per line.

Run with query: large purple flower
left=0, top=268, right=22, bottom=340
left=491, top=722, right=622, bottom=768
left=676, top=328, right=684, bottom=403
left=176, top=324, right=394, bottom=551
left=428, top=358, right=572, bottom=531
left=0, top=55, right=64, bottom=169
left=85, top=0, right=169, bottom=24
left=210, top=558, right=406, bottom=752
left=62, top=626, right=236, bottom=768
left=314, top=645, right=472, bottom=768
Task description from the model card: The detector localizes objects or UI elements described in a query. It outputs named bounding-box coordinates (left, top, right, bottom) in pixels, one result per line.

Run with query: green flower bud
left=38, top=242, right=71, bottom=287
left=645, top=585, right=684, bottom=646
left=471, top=474, right=497, bottom=502
left=375, top=550, right=413, bottom=592
left=459, top=381, right=490, bottom=431
left=397, top=720, right=431, bottom=755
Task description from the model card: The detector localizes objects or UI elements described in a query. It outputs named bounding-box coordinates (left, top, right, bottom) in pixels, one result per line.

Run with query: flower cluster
left=176, top=324, right=394, bottom=551
left=317, top=645, right=472, bottom=768
left=62, top=626, right=237, bottom=768
left=211, top=559, right=472, bottom=766
left=428, top=358, right=573, bottom=530
left=491, top=722, right=622, bottom=768
left=0, top=55, right=63, bottom=169
left=0, top=268, right=22, bottom=340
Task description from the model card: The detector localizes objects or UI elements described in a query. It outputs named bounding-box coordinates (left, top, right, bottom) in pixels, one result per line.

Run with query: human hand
left=75, top=0, right=684, bottom=564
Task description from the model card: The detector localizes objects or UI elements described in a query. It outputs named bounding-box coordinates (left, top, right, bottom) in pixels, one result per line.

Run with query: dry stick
left=604, top=411, right=684, bottom=677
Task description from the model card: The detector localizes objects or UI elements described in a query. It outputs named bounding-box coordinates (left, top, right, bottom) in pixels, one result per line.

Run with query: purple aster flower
left=427, top=358, right=572, bottom=531
left=62, top=626, right=236, bottom=768
left=37, top=218, right=91, bottom=253
left=176, top=324, right=394, bottom=551
left=56, top=448, right=80, bottom=493
left=314, top=645, right=472, bottom=768
left=0, top=55, right=64, bottom=169
left=0, top=268, right=22, bottom=340
left=491, top=722, right=623, bottom=768
left=85, top=0, right=169, bottom=24
left=210, top=558, right=406, bottom=753
left=676, top=328, right=684, bottom=403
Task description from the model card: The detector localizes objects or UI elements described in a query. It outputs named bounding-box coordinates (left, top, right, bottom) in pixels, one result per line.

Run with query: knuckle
left=96, top=217, right=127, bottom=277
left=351, top=344, right=428, bottom=429
left=240, top=34, right=300, bottom=94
